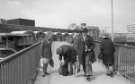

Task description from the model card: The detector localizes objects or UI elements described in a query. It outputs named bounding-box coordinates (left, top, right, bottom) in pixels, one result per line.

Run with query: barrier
left=0, top=42, right=41, bottom=84
left=115, top=45, right=135, bottom=82
left=95, top=41, right=135, bottom=83
left=1, top=39, right=135, bottom=84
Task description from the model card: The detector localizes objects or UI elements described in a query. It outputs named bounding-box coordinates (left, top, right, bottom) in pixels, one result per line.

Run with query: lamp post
left=111, top=0, right=114, bottom=41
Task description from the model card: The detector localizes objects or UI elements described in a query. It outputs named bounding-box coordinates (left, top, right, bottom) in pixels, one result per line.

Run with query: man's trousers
left=82, top=52, right=93, bottom=76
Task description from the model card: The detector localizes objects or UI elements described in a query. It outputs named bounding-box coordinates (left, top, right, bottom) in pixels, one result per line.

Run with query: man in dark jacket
left=82, top=28, right=95, bottom=80
left=99, top=36, right=115, bottom=77
left=56, top=45, right=77, bottom=76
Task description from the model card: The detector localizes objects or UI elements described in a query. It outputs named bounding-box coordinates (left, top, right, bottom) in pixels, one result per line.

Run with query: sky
left=0, top=0, right=135, bottom=33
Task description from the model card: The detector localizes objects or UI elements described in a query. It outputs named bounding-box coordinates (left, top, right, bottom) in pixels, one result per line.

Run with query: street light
left=111, top=0, right=114, bottom=41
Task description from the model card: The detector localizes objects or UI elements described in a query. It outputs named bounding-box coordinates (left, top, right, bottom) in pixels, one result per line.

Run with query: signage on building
left=127, top=24, right=135, bottom=42
left=127, top=33, right=135, bottom=42
left=127, top=24, right=135, bottom=33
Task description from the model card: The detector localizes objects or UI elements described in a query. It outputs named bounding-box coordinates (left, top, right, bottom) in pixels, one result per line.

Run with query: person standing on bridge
left=98, top=35, right=115, bottom=77
left=41, top=31, right=54, bottom=77
left=73, top=33, right=84, bottom=73
left=81, top=28, right=95, bottom=80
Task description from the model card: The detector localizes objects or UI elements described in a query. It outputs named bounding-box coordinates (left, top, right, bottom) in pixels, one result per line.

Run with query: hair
left=81, top=23, right=87, bottom=26
left=82, top=28, right=88, bottom=33
left=56, top=47, right=62, bottom=55
left=36, top=31, right=45, bottom=39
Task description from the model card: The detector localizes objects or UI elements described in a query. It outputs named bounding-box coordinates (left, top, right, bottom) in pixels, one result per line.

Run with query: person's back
left=57, top=45, right=77, bottom=76
left=58, top=45, right=77, bottom=63
left=100, top=37, right=115, bottom=77
left=100, top=38, right=115, bottom=55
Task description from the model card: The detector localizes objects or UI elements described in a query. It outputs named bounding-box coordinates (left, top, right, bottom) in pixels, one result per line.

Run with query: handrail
left=95, top=40, right=135, bottom=49
left=0, top=24, right=81, bottom=33
left=0, top=42, right=40, bottom=64
left=0, top=42, right=41, bottom=84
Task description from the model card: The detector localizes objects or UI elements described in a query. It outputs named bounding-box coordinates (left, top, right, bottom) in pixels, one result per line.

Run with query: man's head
left=56, top=47, right=62, bottom=55
left=102, top=34, right=110, bottom=39
left=36, top=31, right=45, bottom=40
left=81, top=23, right=87, bottom=26
left=46, top=31, right=53, bottom=41
left=81, top=23, right=87, bottom=29
left=82, top=28, right=88, bottom=37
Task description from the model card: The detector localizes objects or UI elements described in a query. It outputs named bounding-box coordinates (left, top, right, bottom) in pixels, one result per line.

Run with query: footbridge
left=0, top=41, right=135, bottom=84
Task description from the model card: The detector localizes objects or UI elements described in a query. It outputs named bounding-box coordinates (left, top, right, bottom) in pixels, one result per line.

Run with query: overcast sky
left=0, top=0, right=135, bottom=33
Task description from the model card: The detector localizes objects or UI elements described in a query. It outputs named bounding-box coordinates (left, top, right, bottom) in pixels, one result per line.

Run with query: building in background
left=126, top=24, right=135, bottom=45
left=7, top=18, right=35, bottom=26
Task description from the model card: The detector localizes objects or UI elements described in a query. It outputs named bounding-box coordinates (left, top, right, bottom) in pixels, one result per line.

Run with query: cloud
left=7, top=0, right=22, bottom=6
left=1, top=0, right=135, bottom=32
left=22, top=0, right=111, bottom=29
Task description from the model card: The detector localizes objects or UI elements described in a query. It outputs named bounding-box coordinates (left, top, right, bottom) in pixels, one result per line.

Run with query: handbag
left=58, top=63, right=69, bottom=76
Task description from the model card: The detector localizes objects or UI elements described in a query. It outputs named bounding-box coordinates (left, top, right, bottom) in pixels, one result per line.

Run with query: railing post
left=0, top=64, right=1, bottom=84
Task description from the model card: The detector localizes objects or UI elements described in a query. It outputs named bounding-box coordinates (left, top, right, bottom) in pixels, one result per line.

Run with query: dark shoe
left=107, top=72, right=114, bottom=77
left=42, top=72, right=50, bottom=77
left=45, top=72, right=50, bottom=75
left=84, top=74, right=93, bottom=77
left=86, top=75, right=92, bottom=81
left=86, top=77, right=91, bottom=81
left=42, top=74, right=46, bottom=77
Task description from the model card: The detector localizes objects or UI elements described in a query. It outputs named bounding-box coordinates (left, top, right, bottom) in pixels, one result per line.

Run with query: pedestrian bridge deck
left=35, top=63, right=132, bottom=84
left=34, top=41, right=134, bottom=84
left=0, top=41, right=135, bottom=84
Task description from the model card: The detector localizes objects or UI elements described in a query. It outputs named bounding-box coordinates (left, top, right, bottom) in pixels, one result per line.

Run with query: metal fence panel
left=0, top=42, right=41, bottom=84
left=95, top=41, right=135, bottom=83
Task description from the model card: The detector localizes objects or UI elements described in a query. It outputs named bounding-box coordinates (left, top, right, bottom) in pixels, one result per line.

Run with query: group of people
left=39, top=27, right=115, bottom=80
left=56, top=28, right=96, bottom=80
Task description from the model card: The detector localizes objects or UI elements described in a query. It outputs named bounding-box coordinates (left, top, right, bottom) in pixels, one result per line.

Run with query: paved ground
left=35, top=69, right=132, bottom=84
left=35, top=61, right=132, bottom=84
left=34, top=41, right=133, bottom=84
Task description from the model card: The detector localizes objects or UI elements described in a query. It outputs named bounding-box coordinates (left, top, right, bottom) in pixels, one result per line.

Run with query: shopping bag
left=58, top=63, right=69, bottom=76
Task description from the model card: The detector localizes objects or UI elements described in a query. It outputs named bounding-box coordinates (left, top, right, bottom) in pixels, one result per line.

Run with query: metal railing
left=0, top=42, right=41, bottom=84
left=1, top=39, right=135, bottom=84
left=95, top=41, right=135, bottom=83
left=115, top=45, right=135, bottom=82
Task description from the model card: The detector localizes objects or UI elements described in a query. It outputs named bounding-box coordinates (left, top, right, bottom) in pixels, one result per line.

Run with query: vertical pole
left=111, top=0, right=114, bottom=41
